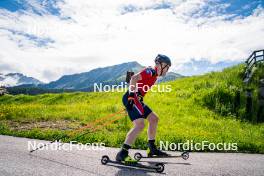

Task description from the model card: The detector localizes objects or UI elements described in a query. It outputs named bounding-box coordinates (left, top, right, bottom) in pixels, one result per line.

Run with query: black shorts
left=122, top=91, right=153, bottom=121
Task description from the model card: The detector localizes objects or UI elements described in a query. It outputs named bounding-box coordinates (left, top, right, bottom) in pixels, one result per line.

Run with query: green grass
left=0, top=64, right=264, bottom=153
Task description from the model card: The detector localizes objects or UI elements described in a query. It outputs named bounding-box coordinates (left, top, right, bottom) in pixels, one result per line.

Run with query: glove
left=127, top=92, right=135, bottom=110
left=138, top=94, right=143, bottom=102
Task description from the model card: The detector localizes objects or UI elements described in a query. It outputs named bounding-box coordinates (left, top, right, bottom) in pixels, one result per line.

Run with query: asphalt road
left=0, top=135, right=263, bottom=176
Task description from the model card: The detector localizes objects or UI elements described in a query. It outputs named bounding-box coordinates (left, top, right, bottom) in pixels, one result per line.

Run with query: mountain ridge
left=0, top=72, right=43, bottom=87
left=5, top=61, right=183, bottom=91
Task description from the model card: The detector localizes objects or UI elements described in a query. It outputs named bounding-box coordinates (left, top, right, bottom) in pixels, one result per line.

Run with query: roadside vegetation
left=0, top=64, right=263, bottom=153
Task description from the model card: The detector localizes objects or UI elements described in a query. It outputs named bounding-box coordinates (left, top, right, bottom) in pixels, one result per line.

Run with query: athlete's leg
left=147, top=112, right=159, bottom=140
left=124, top=118, right=145, bottom=145
left=146, top=111, right=168, bottom=156
left=116, top=118, right=145, bottom=161
left=117, top=91, right=146, bottom=161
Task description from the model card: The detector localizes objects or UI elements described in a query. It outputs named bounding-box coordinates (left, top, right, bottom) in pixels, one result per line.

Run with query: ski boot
left=116, top=149, right=138, bottom=164
left=147, top=140, right=169, bottom=157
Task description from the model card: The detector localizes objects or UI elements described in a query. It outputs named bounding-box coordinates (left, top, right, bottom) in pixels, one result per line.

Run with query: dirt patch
left=1, top=120, right=81, bottom=131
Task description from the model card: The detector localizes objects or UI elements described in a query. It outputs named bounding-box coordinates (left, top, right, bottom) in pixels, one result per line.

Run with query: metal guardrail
left=244, top=49, right=264, bottom=82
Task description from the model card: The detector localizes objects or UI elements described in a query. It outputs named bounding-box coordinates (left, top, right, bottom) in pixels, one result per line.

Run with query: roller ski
left=134, top=151, right=189, bottom=161
left=134, top=142, right=189, bottom=161
left=101, top=155, right=165, bottom=173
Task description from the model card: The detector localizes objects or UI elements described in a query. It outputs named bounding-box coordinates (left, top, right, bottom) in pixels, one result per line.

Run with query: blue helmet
left=155, top=54, right=171, bottom=66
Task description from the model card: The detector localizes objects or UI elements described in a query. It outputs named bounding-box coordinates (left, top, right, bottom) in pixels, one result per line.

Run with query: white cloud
left=0, top=0, right=263, bottom=82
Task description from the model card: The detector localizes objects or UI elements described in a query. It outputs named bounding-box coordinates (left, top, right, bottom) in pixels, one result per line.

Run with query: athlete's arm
left=129, top=73, right=142, bottom=93
left=126, top=73, right=142, bottom=109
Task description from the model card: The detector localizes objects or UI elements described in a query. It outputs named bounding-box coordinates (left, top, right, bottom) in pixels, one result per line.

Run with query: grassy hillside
left=0, top=64, right=263, bottom=153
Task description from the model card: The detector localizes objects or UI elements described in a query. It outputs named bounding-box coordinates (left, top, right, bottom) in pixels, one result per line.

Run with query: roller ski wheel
left=181, top=151, right=189, bottom=160
left=155, top=163, right=165, bottom=173
left=134, top=152, right=143, bottom=161
left=101, top=155, right=109, bottom=165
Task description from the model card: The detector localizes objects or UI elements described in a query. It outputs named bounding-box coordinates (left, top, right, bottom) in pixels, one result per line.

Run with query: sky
left=0, top=0, right=263, bottom=82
